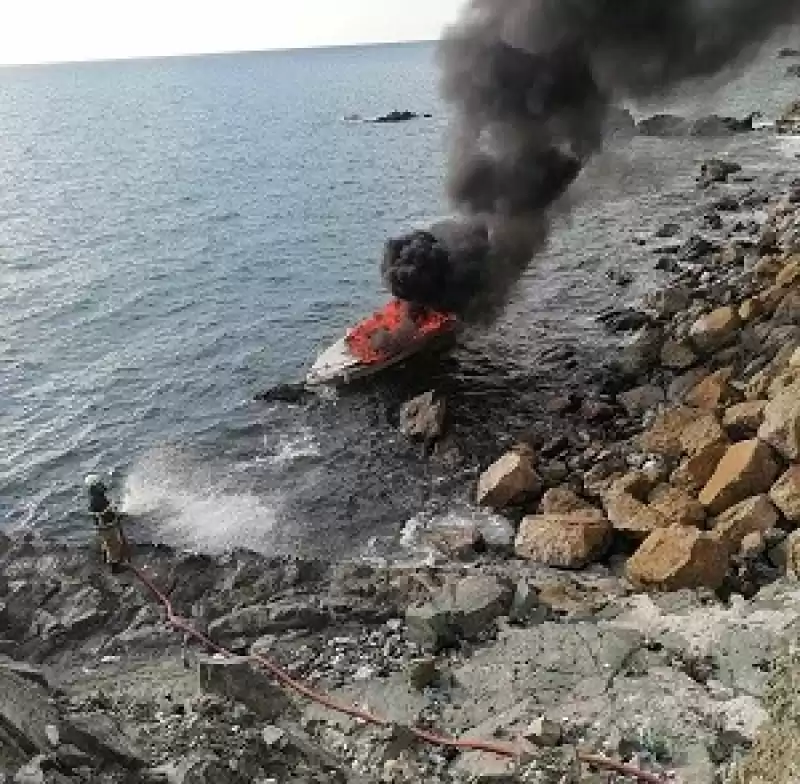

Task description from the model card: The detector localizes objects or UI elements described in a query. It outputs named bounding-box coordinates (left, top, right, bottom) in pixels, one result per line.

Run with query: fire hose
left=129, top=563, right=668, bottom=783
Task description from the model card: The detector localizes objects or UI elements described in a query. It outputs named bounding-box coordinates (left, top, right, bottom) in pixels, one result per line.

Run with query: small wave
left=268, top=426, right=321, bottom=466
left=120, top=447, right=281, bottom=554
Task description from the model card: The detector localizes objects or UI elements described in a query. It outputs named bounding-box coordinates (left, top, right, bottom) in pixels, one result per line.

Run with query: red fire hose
left=129, top=563, right=668, bottom=783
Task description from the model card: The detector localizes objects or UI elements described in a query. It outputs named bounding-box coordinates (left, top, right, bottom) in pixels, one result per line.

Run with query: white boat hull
left=305, top=331, right=456, bottom=387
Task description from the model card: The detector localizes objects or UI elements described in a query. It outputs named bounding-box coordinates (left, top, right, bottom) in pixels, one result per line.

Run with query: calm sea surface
left=2, top=39, right=800, bottom=558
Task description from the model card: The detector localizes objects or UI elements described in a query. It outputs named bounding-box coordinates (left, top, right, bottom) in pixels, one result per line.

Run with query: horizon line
left=0, top=38, right=439, bottom=70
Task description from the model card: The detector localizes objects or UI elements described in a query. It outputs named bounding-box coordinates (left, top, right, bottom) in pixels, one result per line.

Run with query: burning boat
left=305, top=299, right=459, bottom=386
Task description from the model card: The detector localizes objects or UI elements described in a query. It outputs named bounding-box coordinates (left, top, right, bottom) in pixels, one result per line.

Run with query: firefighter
left=85, top=474, right=130, bottom=573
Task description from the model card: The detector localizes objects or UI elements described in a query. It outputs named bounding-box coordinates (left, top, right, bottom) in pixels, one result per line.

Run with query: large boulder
left=638, top=406, right=727, bottom=459
left=514, top=513, right=611, bottom=569
left=699, top=440, right=780, bottom=515
left=758, top=381, right=800, bottom=460
left=476, top=445, right=542, bottom=509
left=671, top=441, right=729, bottom=493
left=684, top=367, right=735, bottom=411
left=770, top=466, right=800, bottom=523
left=399, top=391, right=446, bottom=443
left=603, top=482, right=669, bottom=539
left=405, top=576, right=513, bottom=651
left=648, top=485, right=706, bottom=528
left=625, top=526, right=729, bottom=591
left=711, top=495, right=780, bottom=553
left=689, top=307, right=741, bottom=353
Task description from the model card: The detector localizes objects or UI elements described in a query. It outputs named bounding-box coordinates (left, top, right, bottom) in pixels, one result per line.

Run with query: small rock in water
left=399, top=390, right=446, bottom=444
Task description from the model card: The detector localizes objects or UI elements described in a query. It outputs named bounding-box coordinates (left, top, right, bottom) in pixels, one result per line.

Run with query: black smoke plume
left=382, top=0, right=800, bottom=320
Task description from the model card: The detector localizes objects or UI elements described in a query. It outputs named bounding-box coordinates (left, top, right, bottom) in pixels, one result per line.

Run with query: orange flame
left=345, top=299, right=457, bottom=364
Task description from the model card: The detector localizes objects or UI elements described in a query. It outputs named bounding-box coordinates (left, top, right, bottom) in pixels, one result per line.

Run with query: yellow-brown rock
left=637, top=406, right=725, bottom=459
left=770, top=466, right=800, bottom=523
left=767, top=367, right=800, bottom=401
left=722, top=400, right=767, bottom=435
left=672, top=441, right=730, bottom=493
left=758, top=381, right=800, bottom=460
left=738, top=298, right=762, bottom=323
left=540, top=487, right=596, bottom=515
left=678, top=412, right=729, bottom=456
left=711, top=495, right=780, bottom=553
left=699, top=439, right=780, bottom=515
left=477, top=446, right=542, bottom=510
left=752, top=254, right=784, bottom=279
left=689, top=306, right=740, bottom=353
left=648, top=485, right=706, bottom=527
left=684, top=367, right=735, bottom=411
left=515, top=513, right=611, bottom=568
left=625, top=526, right=729, bottom=591
left=759, top=284, right=789, bottom=315
left=603, top=484, right=669, bottom=539
left=744, top=370, right=771, bottom=401
left=775, top=257, right=800, bottom=288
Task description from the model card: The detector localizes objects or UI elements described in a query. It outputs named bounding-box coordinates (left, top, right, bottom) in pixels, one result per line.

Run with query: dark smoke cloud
left=382, top=0, right=800, bottom=320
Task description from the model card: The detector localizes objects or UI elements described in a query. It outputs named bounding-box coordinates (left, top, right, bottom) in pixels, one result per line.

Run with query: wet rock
left=420, top=521, right=483, bottom=561
left=758, top=381, right=800, bottom=460
left=196, top=655, right=291, bottom=720
left=699, top=158, right=742, bottom=186
left=645, top=284, right=691, bottom=319
left=626, top=526, right=729, bottom=591
left=476, top=445, right=542, bottom=510
left=373, top=110, right=420, bottom=123
left=712, top=495, right=780, bottom=553
left=699, top=440, right=780, bottom=515
left=618, top=385, right=665, bottom=417
left=660, top=339, right=699, bottom=370
left=684, top=367, right=735, bottom=410
left=605, top=105, right=637, bottom=137
left=787, top=63, right=800, bottom=77
left=689, top=306, right=741, bottom=353
left=722, top=400, right=767, bottom=438
left=769, top=466, right=800, bottom=523
left=596, top=307, right=650, bottom=333
left=679, top=234, right=715, bottom=261
left=514, top=513, right=612, bottom=569
left=399, top=391, right=446, bottom=443
left=655, top=222, right=681, bottom=239
left=637, top=113, right=689, bottom=136
left=404, top=576, right=513, bottom=651
left=617, top=325, right=664, bottom=375
left=691, top=115, right=758, bottom=137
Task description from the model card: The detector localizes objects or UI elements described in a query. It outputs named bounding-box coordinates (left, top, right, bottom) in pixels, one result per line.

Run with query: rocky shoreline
left=4, top=144, right=800, bottom=783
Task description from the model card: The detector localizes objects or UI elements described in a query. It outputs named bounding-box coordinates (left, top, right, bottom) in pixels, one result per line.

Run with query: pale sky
left=0, top=0, right=467, bottom=66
